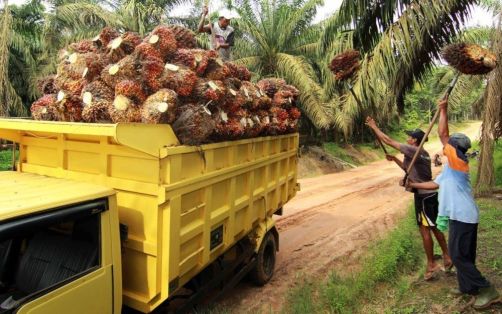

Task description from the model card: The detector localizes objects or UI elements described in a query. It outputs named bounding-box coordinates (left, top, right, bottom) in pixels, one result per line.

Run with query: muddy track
left=216, top=123, right=481, bottom=313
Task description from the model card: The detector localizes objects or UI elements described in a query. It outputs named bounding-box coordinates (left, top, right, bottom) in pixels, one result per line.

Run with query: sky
left=2, top=0, right=498, bottom=28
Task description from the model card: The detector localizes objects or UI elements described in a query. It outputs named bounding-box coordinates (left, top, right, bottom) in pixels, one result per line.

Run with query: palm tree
left=319, top=0, right=477, bottom=137
left=228, top=0, right=334, bottom=129
left=0, top=0, right=46, bottom=116
left=475, top=0, right=502, bottom=195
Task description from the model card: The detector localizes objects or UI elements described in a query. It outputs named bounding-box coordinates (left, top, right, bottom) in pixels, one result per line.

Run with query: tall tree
left=475, top=1, right=502, bottom=195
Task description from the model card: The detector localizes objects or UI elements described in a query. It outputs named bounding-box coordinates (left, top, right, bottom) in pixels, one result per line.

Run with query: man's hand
left=438, top=99, right=448, bottom=111
left=386, top=154, right=396, bottom=162
left=215, top=43, right=221, bottom=50
left=202, top=5, right=208, bottom=16
left=365, top=116, right=377, bottom=129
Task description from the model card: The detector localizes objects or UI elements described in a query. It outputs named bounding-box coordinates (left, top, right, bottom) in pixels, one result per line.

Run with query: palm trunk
left=0, top=0, right=11, bottom=116
left=475, top=15, right=502, bottom=196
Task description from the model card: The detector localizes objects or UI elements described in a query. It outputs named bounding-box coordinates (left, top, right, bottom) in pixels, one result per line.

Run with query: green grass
left=283, top=207, right=422, bottom=314
left=0, top=149, right=17, bottom=171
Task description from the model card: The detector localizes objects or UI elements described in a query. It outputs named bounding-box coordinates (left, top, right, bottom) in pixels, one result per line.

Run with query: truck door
left=0, top=199, right=114, bottom=314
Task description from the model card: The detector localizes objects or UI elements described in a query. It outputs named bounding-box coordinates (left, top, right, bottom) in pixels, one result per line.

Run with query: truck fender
left=250, top=217, right=279, bottom=253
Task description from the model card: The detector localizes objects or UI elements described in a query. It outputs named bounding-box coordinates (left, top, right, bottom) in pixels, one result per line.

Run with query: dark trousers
left=449, top=220, right=491, bottom=293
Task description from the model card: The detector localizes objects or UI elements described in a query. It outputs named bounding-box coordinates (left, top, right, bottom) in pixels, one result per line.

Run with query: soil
left=216, top=122, right=482, bottom=313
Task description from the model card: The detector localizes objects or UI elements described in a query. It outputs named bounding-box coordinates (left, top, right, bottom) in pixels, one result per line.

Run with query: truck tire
left=250, top=231, right=276, bottom=286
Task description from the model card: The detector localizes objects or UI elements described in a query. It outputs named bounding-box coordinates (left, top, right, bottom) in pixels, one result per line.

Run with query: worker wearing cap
left=366, top=117, right=452, bottom=281
left=408, top=99, right=500, bottom=309
left=198, top=6, right=235, bottom=61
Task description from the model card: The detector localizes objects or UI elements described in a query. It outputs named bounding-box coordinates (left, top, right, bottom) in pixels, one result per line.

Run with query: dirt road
left=218, top=122, right=481, bottom=313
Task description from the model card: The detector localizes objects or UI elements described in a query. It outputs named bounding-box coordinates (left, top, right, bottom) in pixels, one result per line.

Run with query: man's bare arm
left=408, top=181, right=439, bottom=190
left=386, top=155, right=405, bottom=170
left=438, top=99, right=449, bottom=145
left=365, top=117, right=401, bottom=150
left=198, top=6, right=211, bottom=33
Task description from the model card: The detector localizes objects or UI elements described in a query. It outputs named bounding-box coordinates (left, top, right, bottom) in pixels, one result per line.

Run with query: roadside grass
left=0, top=149, right=17, bottom=171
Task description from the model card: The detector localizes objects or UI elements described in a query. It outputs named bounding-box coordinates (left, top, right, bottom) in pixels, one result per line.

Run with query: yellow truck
left=0, top=119, right=298, bottom=313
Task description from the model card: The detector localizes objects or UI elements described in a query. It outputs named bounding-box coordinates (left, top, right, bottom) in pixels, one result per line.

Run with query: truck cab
left=0, top=171, right=122, bottom=314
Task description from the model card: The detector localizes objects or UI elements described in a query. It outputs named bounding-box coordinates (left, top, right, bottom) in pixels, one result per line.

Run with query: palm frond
left=276, top=53, right=333, bottom=128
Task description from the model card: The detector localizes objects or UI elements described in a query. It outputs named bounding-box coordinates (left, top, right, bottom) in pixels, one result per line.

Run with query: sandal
left=424, top=264, right=442, bottom=281
left=444, top=262, right=454, bottom=273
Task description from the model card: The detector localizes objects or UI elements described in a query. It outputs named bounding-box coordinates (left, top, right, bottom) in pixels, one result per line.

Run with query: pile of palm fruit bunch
left=31, top=25, right=301, bottom=145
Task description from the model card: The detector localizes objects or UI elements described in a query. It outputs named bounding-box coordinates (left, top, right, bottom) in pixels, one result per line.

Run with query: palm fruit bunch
left=329, top=49, right=361, bottom=81
left=193, top=79, right=226, bottom=103
left=31, top=94, right=59, bottom=121
left=257, top=78, right=286, bottom=98
left=106, top=31, right=142, bottom=63
left=160, top=64, right=198, bottom=96
left=36, top=75, right=57, bottom=95
left=30, top=24, right=302, bottom=144
left=141, top=89, right=178, bottom=124
left=441, top=43, right=498, bottom=75
left=204, top=58, right=232, bottom=81
left=172, top=49, right=218, bottom=75
left=81, top=80, right=114, bottom=123
left=168, top=25, right=197, bottom=49
left=172, top=103, right=216, bottom=145
left=101, top=55, right=139, bottom=89
left=226, top=62, right=252, bottom=81
left=263, top=106, right=290, bottom=135
left=55, top=91, right=84, bottom=122
left=144, top=25, right=178, bottom=61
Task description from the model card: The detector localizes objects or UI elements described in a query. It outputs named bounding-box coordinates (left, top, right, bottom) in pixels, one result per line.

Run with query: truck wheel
left=250, top=231, right=276, bottom=286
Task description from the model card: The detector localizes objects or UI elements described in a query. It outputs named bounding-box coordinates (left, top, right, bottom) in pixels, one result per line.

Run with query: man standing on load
left=198, top=6, right=236, bottom=61
left=365, top=117, right=452, bottom=281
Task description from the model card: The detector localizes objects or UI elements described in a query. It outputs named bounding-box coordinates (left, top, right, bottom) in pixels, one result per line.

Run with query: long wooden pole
left=404, top=72, right=460, bottom=182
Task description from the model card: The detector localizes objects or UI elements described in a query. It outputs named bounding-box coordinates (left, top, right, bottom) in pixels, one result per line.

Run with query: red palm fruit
left=145, top=25, right=177, bottom=61
left=115, top=80, right=147, bottom=105
left=81, top=80, right=114, bottom=107
left=214, top=117, right=245, bottom=140
left=69, top=40, right=99, bottom=53
left=193, top=79, right=226, bottom=102
left=160, top=64, right=198, bottom=97
left=82, top=100, right=113, bottom=123
left=101, top=55, right=138, bottom=89
left=256, top=78, right=287, bottom=98
left=82, top=52, right=108, bottom=81
left=134, top=42, right=163, bottom=61
left=109, top=95, right=142, bottom=123
left=98, top=27, right=120, bottom=47
left=172, top=49, right=218, bottom=75
left=205, top=58, right=232, bottom=81
left=31, top=94, right=58, bottom=121
left=141, top=89, right=178, bottom=124
left=141, top=55, right=165, bottom=92
left=55, top=77, right=86, bottom=95
left=288, top=107, right=301, bottom=120
left=329, top=49, right=361, bottom=81
left=168, top=25, right=197, bottom=49
left=227, top=62, right=252, bottom=81
left=107, top=31, right=142, bottom=63
left=55, top=93, right=84, bottom=122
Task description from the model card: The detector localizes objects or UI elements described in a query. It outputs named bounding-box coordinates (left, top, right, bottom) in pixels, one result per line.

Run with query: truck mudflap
left=250, top=216, right=279, bottom=253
